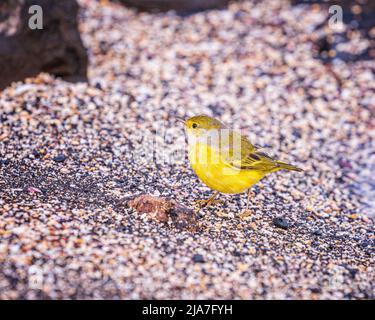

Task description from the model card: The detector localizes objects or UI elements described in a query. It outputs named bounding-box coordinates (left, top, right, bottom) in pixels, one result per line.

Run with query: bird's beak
left=176, top=117, right=186, bottom=125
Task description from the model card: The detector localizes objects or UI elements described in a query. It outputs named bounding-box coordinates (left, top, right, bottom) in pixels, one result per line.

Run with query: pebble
left=26, top=187, right=42, bottom=193
left=1, top=159, right=10, bottom=165
left=52, top=154, right=66, bottom=163
left=192, top=254, right=205, bottom=263
left=312, top=229, right=322, bottom=236
left=273, top=217, right=290, bottom=230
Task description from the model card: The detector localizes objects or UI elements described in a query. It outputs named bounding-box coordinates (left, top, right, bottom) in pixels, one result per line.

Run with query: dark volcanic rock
left=192, top=254, right=205, bottom=263
left=0, top=0, right=87, bottom=90
left=117, top=0, right=229, bottom=13
left=273, top=217, right=290, bottom=230
left=291, top=0, right=375, bottom=62
left=52, top=154, right=66, bottom=163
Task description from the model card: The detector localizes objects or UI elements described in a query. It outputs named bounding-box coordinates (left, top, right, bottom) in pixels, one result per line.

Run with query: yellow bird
left=179, top=115, right=303, bottom=210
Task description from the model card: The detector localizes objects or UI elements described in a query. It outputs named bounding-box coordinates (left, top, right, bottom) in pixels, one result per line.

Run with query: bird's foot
left=194, top=198, right=224, bottom=208
left=238, top=209, right=253, bottom=220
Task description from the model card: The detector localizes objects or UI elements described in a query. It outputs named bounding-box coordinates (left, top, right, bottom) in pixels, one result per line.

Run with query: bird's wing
left=222, top=132, right=280, bottom=171
left=227, top=149, right=280, bottom=171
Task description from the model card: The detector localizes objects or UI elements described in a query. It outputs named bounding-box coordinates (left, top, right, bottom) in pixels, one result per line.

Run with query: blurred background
left=0, top=0, right=374, bottom=89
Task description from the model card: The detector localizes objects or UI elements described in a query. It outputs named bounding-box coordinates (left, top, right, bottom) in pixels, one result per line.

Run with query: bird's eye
left=192, top=123, right=198, bottom=129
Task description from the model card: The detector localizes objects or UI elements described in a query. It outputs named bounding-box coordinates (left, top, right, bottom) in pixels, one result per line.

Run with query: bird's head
left=179, top=115, right=224, bottom=130
left=177, top=115, right=225, bottom=144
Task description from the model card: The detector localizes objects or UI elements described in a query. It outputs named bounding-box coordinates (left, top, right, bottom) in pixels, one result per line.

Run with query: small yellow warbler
left=179, top=115, right=303, bottom=210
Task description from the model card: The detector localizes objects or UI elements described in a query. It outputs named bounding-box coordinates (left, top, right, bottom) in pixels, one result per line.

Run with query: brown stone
left=128, top=194, right=198, bottom=231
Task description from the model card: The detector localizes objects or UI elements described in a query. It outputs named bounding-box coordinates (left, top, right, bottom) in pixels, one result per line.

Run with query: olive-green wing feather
left=223, top=132, right=302, bottom=172
left=228, top=149, right=282, bottom=172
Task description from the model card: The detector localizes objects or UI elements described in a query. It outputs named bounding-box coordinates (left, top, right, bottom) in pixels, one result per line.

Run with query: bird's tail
left=276, top=161, right=303, bottom=172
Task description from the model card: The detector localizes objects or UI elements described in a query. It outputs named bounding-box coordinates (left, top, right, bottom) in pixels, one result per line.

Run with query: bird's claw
left=238, top=209, right=253, bottom=219
left=194, top=198, right=224, bottom=208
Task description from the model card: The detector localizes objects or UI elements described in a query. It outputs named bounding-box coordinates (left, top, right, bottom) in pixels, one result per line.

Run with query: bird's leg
left=205, top=191, right=222, bottom=207
left=195, top=191, right=222, bottom=208
left=239, top=189, right=253, bottom=219
left=246, top=188, right=251, bottom=211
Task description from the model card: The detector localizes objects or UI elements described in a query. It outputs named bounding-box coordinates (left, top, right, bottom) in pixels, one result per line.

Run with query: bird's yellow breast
left=188, top=143, right=264, bottom=194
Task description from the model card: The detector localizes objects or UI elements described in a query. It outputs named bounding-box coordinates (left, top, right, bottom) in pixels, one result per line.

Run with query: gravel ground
left=0, top=0, right=374, bottom=299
